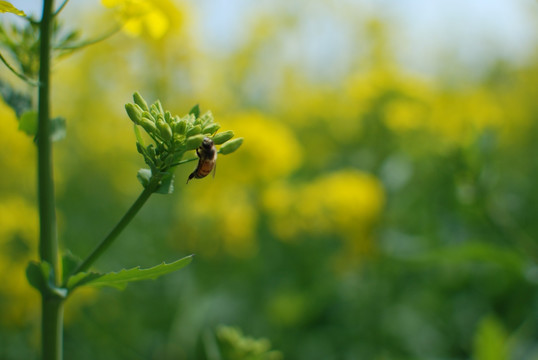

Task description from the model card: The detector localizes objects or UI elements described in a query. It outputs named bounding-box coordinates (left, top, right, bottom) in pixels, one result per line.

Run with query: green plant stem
left=42, top=297, right=63, bottom=360
left=37, top=0, right=62, bottom=360
left=70, top=184, right=157, bottom=277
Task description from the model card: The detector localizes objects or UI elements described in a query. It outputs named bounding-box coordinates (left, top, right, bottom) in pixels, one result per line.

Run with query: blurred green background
left=1, top=0, right=538, bottom=359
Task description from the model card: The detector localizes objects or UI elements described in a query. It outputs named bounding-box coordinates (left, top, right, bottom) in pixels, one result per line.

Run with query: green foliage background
left=1, top=1, right=538, bottom=359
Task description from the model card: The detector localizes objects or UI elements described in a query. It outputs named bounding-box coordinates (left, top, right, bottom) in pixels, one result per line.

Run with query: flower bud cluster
left=125, top=92, right=243, bottom=188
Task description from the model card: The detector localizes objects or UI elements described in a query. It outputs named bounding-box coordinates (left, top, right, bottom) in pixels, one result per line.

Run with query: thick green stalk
left=71, top=184, right=156, bottom=276
left=38, top=0, right=61, bottom=360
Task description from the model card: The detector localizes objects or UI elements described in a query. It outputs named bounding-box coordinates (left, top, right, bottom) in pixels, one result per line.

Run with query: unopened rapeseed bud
left=219, top=137, right=243, bottom=154
left=174, top=120, right=187, bottom=135
left=157, top=118, right=173, bottom=140
left=125, top=103, right=143, bottom=124
left=140, top=117, right=157, bottom=133
left=133, top=92, right=149, bottom=111
left=185, top=134, right=205, bottom=150
left=203, top=123, right=220, bottom=135
left=212, top=130, right=234, bottom=145
left=186, top=125, right=202, bottom=137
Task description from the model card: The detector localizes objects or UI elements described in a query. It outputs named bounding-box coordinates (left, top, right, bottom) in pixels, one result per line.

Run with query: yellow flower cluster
left=102, top=0, right=185, bottom=39
left=0, top=101, right=39, bottom=327
left=217, top=112, right=303, bottom=183
left=263, top=169, right=385, bottom=245
left=0, top=197, right=39, bottom=327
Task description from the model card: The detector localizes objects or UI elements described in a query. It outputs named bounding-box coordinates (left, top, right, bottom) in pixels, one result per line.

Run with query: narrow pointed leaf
left=189, top=104, right=200, bottom=118
left=62, top=251, right=82, bottom=284
left=67, top=255, right=193, bottom=291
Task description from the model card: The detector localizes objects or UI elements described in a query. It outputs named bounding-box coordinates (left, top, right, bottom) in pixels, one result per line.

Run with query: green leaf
left=67, top=255, right=194, bottom=291
left=62, top=251, right=82, bottom=284
left=26, top=261, right=68, bottom=298
left=18, top=113, right=66, bottom=141
left=26, top=261, right=50, bottom=293
left=0, top=1, right=26, bottom=16
left=18, top=110, right=38, bottom=136
left=0, top=79, right=32, bottom=117
left=50, top=116, right=66, bottom=142
left=414, top=242, right=524, bottom=274
left=189, top=104, right=200, bottom=118
left=155, top=173, right=175, bottom=194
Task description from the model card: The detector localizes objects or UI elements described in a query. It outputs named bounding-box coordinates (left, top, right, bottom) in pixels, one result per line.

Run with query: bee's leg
left=212, top=163, right=216, bottom=178
left=186, top=172, right=195, bottom=184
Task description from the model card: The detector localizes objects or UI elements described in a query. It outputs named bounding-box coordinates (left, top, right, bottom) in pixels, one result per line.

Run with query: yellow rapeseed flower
left=0, top=197, right=39, bottom=327
left=219, top=112, right=303, bottom=183
left=263, top=169, right=385, bottom=245
left=0, top=1, right=25, bottom=16
left=102, top=0, right=184, bottom=39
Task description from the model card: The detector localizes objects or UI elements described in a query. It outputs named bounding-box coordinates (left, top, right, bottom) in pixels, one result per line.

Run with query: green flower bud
left=147, top=144, right=156, bottom=158
left=157, top=118, right=173, bottom=141
left=140, top=117, right=158, bottom=134
left=185, top=134, right=205, bottom=150
left=153, top=100, right=164, bottom=114
left=133, top=92, right=149, bottom=111
left=142, top=111, right=155, bottom=122
left=203, top=123, right=220, bottom=135
left=174, top=120, right=187, bottom=135
left=199, top=111, right=213, bottom=126
left=125, top=103, right=143, bottom=124
left=150, top=104, right=161, bottom=119
left=219, top=137, right=243, bottom=155
left=189, top=104, right=200, bottom=118
left=136, top=142, right=145, bottom=154
left=212, top=130, right=234, bottom=145
left=165, top=111, right=173, bottom=124
left=186, top=125, right=202, bottom=137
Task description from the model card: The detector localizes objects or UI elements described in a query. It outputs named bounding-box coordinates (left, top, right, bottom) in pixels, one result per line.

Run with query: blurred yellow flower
left=102, top=0, right=185, bottom=39
left=219, top=112, right=303, bottom=183
left=0, top=101, right=35, bottom=193
left=0, top=1, right=25, bottom=16
left=0, top=197, right=39, bottom=327
left=173, top=184, right=258, bottom=258
left=263, top=169, right=385, bottom=244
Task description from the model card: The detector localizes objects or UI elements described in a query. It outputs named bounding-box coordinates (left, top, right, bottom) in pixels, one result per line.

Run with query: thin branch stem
left=170, top=157, right=198, bottom=167
left=0, top=51, right=39, bottom=86
left=54, top=25, right=121, bottom=53
left=52, top=0, right=70, bottom=17
left=68, top=183, right=157, bottom=278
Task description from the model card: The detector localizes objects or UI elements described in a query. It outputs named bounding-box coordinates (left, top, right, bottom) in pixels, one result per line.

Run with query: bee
left=187, top=137, right=217, bottom=183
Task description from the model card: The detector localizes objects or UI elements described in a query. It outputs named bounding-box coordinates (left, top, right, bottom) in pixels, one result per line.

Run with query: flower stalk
left=37, top=0, right=63, bottom=359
